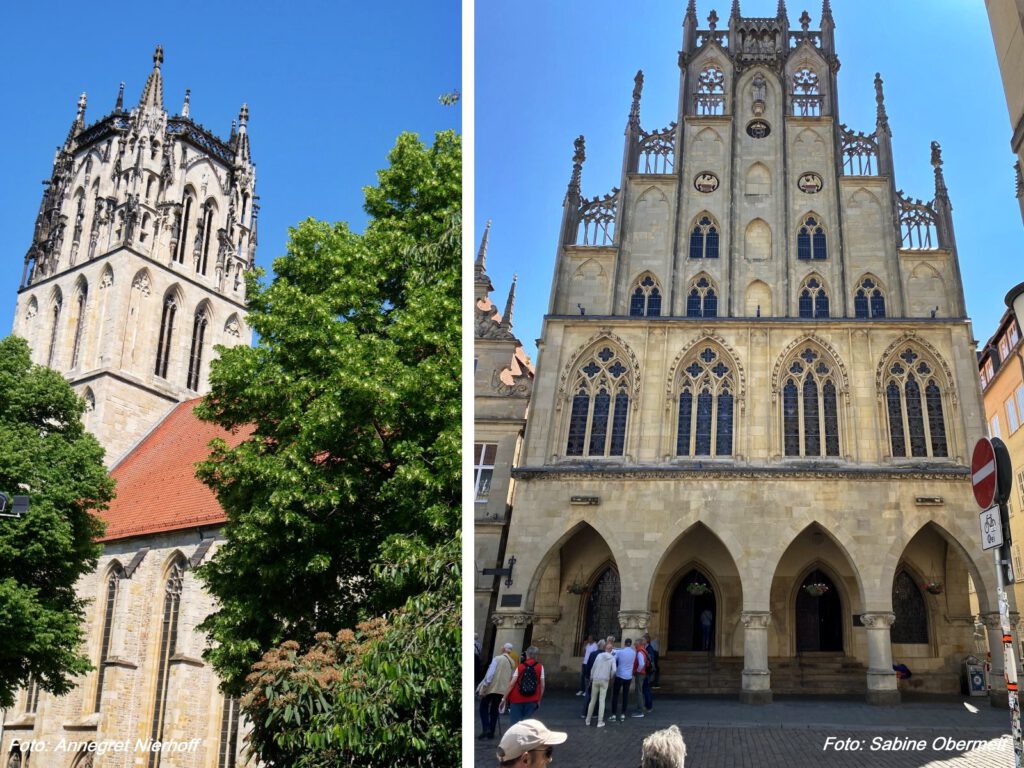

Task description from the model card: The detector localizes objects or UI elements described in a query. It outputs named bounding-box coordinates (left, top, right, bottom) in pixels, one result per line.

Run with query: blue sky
left=476, top=0, right=1024, bottom=360
left=0, top=0, right=460, bottom=331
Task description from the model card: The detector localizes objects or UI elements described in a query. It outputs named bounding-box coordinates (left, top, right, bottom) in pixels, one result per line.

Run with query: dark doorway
left=668, top=569, right=716, bottom=652
left=795, top=568, right=843, bottom=652
left=584, top=566, right=621, bottom=643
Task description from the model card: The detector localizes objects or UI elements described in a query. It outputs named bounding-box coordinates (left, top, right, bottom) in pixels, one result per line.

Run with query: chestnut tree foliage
left=194, top=131, right=460, bottom=765
left=0, top=336, right=113, bottom=708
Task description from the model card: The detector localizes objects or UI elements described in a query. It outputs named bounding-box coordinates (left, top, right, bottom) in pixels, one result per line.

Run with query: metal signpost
left=973, top=437, right=1022, bottom=767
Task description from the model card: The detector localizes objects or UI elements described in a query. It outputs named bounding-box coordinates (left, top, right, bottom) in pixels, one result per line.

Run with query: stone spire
left=139, top=45, right=164, bottom=110
left=682, top=0, right=699, bottom=54
left=685, top=0, right=697, bottom=20
left=629, top=70, right=643, bottom=128
left=777, top=0, right=787, bottom=19
left=115, top=81, right=125, bottom=112
left=567, top=135, right=585, bottom=198
left=730, top=0, right=740, bottom=18
left=181, top=89, right=191, bottom=118
left=874, top=73, right=889, bottom=130
left=931, top=141, right=948, bottom=199
left=821, top=0, right=833, bottom=23
left=475, top=219, right=491, bottom=275
left=499, top=275, right=517, bottom=331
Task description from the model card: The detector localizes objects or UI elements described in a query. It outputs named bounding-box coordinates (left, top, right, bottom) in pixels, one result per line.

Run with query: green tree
left=0, top=336, right=114, bottom=708
left=195, top=130, right=460, bottom=764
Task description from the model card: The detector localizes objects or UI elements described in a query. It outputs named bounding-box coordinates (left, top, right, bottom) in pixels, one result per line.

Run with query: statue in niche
left=751, top=73, right=766, bottom=116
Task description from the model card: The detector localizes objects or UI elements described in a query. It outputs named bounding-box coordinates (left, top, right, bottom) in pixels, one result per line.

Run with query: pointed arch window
left=155, top=294, right=178, bottom=379
left=94, top=563, right=123, bottom=712
left=187, top=307, right=209, bottom=391
left=891, top=569, right=928, bottom=644
left=884, top=347, right=948, bottom=458
left=798, top=276, right=829, bottom=318
left=46, top=291, right=63, bottom=368
left=781, top=346, right=840, bottom=457
left=70, top=283, right=88, bottom=369
left=796, top=215, right=827, bottom=260
left=149, top=557, right=185, bottom=768
left=792, top=68, right=821, bottom=116
left=629, top=275, right=662, bottom=317
left=696, top=66, right=726, bottom=115
left=200, top=200, right=216, bottom=275
left=24, top=676, right=40, bottom=714
left=686, top=276, right=718, bottom=318
left=689, top=214, right=720, bottom=259
left=853, top=277, right=886, bottom=318
left=565, top=345, right=632, bottom=457
left=676, top=346, right=735, bottom=457
left=176, top=193, right=194, bottom=265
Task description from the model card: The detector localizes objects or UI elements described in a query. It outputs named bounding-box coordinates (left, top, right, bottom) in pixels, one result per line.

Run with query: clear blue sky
left=0, top=0, right=460, bottom=332
left=476, top=0, right=1024, bottom=360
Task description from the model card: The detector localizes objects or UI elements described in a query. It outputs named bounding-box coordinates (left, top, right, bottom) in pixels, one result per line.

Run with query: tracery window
left=675, top=345, right=734, bottom=457
left=70, top=282, right=88, bottom=369
left=791, top=68, right=821, bottom=116
left=154, top=294, right=178, bottom=378
left=46, top=291, right=62, bottom=368
left=629, top=274, right=662, bottom=317
left=565, top=345, right=632, bottom=457
left=689, top=214, right=720, bottom=259
left=695, top=66, right=726, bottom=115
left=685, top=276, right=718, bottom=318
left=884, top=347, right=948, bottom=458
left=796, top=215, right=827, bottom=260
left=781, top=346, right=840, bottom=457
left=186, top=307, right=209, bottom=390
left=149, top=557, right=185, bottom=768
left=797, top=276, right=829, bottom=318
left=94, top=563, right=123, bottom=712
left=853, top=277, right=886, bottom=319
left=891, top=569, right=928, bottom=644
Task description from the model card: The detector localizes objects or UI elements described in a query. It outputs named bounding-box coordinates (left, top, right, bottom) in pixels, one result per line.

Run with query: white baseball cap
left=496, top=719, right=567, bottom=761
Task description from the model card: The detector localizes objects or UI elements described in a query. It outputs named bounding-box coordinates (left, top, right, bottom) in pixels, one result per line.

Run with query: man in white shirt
left=577, top=635, right=598, bottom=695
left=585, top=640, right=616, bottom=727
left=611, top=637, right=636, bottom=723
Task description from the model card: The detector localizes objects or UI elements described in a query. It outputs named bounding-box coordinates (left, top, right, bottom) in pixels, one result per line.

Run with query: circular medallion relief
left=694, top=172, right=719, bottom=193
left=746, top=120, right=771, bottom=139
left=798, top=172, right=823, bottom=193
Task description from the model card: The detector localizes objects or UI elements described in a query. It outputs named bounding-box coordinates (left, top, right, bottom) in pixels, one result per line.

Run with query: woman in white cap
left=496, top=718, right=567, bottom=766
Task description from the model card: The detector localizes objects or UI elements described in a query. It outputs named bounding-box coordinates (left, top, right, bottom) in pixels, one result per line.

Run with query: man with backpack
left=504, top=646, right=546, bottom=725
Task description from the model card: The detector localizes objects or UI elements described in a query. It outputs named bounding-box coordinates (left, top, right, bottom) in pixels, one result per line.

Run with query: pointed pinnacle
left=76, top=92, right=87, bottom=123
left=568, top=135, right=586, bottom=195
left=239, top=103, right=249, bottom=126
left=777, top=0, right=786, bottom=18
left=731, top=0, right=740, bottom=18
left=115, top=81, right=125, bottom=111
left=821, top=0, right=833, bottom=22
left=153, top=44, right=164, bottom=67
left=629, top=70, right=644, bottom=127
left=874, top=72, right=888, bottom=128
left=182, top=89, right=191, bottom=118
left=476, top=219, right=491, bottom=269
left=931, top=141, right=947, bottom=196
left=685, top=0, right=697, bottom=19
left=500, top=274, right=518, bottom=330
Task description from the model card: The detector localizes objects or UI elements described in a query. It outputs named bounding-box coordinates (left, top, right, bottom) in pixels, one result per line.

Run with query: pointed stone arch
left=224, top=312, right=243, bottom=339
left=744, top=218, right=771, bottom=261
left=744, top=279, right=772, bottom=316
left=874, top=334, right=955, bottom=401
left=665, top=332, right=746, bottom=407
left=772, top=334, right=849, bottom=400
left=557, top=331, right=641, bottom=406
left=745, top=162, right=771, bottom=195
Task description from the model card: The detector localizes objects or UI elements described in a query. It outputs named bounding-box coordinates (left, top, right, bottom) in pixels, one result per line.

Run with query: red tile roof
left=99, top=399, right=252, bottom=542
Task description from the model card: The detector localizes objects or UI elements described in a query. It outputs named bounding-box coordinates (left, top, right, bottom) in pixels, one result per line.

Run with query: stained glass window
left=689, top=215, right=720, bottom=259
left=803, top=377, right=820, bottom=456
left=629, top=274, right=662, bottom=317
left=887, top=382, right=905, bottom=456
left=567, top=391, right=589, bottom=456
left=695, top=390, right=713, bottom=455
left=686, top=275, right=718, bottom=318
left=565, top=345, right=633, bottom=457
left=798, top=276, right=829, bottom=318
left=926, top=382, right=947, bottom=457
left=716, top=390, right=733, bottom=455
left=610, top=389, right=629, bottom=456
left=885, top=347, right=949, bottom=459
left=589, top=390, right=611, bottom=455
left=676, top=345, right=734, bottom=457
left=782, top=346, right=840, bottom=456
left=687, top=290, right=702, bottom=317
left=797, top=215, right=827, bottom=260
left=677, top=390, right=693, bottom=455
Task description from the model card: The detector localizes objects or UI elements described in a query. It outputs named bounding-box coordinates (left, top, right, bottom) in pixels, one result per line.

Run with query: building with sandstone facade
left=487, top=0, right=1005, bottom=705
left=2, top=49, right=252, bottom=768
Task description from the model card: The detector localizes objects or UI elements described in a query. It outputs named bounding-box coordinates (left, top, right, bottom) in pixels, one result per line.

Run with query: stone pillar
left=491, top=611, right=533, bottom=659
left=861, top=612, right=899, bottom=705
left=617, top=610, right=651, bottom=642
left=982, top=612, right=1010, bottom=706
left=740, top=611, right=772, bottom=704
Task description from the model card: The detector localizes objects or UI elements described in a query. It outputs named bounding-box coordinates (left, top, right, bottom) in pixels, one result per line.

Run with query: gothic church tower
left=13, top=47, right=256, bottom=463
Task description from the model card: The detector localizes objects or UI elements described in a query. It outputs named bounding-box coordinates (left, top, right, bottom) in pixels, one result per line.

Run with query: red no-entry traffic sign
left=973, top=438, right=997, bottom=509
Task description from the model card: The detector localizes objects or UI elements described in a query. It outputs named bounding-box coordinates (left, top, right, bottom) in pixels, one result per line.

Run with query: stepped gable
left=100, top=398, right=252, bottom=541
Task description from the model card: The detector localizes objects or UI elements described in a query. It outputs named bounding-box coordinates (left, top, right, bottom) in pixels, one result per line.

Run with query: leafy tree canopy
left=0, top=335, right=113, bottom=708
left=195, top=130, right=460, bottom=763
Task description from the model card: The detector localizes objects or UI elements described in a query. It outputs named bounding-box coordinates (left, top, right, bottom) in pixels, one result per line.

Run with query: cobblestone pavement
left=472, top=692, right=1017, bottom=767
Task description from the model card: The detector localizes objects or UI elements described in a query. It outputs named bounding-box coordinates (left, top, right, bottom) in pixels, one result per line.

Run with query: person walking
left=478, top=642, right=517, bottom=739
left=585, top=640, right=615, bottom=727
left=504, top=646, right=546, bottom=725
left=577, top=635, right=597, bottom=695
left=610, top=637, right=636, bottom=723
left=496, top=719, right=567, bottom=766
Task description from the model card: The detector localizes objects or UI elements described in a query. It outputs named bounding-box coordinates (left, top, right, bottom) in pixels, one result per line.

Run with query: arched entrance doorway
left=795, top=568, right=843, bottom=652
left=583, top=566, right=621, bottom=642
left=668, top=569, right=716, bottom=652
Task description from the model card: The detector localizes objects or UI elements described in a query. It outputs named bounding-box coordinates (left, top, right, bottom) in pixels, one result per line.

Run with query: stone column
left=861, top=612, right=899, bottom=705
left=617, top=610, right=651, bottom=641
left=740, top=611, right=772, bottom=704
left=490, top=611, right=533, bottom=658
left=982, top=612, right=1010, bottom=706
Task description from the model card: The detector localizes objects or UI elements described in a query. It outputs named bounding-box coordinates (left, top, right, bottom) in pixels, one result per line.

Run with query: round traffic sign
left=972, top=438, right=997, bottom=509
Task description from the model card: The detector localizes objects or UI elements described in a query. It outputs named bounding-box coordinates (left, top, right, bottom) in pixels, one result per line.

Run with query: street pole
left=996, top=498, right=1023, bottom=768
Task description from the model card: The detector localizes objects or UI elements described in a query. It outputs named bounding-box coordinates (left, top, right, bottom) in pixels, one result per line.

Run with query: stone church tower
left=12, top=46, right=255, bottom=464
left=489, top=1, right=1005, bottom=705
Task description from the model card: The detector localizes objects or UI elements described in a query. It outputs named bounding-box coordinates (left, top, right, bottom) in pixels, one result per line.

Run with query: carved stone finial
left=874, top=72, right=889, bottom=128
left=821, top=0, right=833, bottom=22
left=685, top=0, right=697, bottom=19
left=181, top=88, right=191, bottom=118
left=730, top=0, right=740, bottom=18
left=629, top=70, right=644, bottom=126
left=799, top=10, right=810, bottom=30
left=139, top=45, right=165, bottom=109
left=77, top=92, right=87, bottom=118
left=777, top=0, right=787, bottom=18
left=568, top=135, right=586, bottom=195
left=930, top=140, right=942, bottom=169
left=931, top=141, right=948, bottom=198
left=708, top=9, right=719, bottom=30
left=153, top=44, right=164, bottom=67
left=499, top=274, right=517, bottom=330
left=115, top=81, right=125, bottom=112
left=239, top=103, right=249, bottom=126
